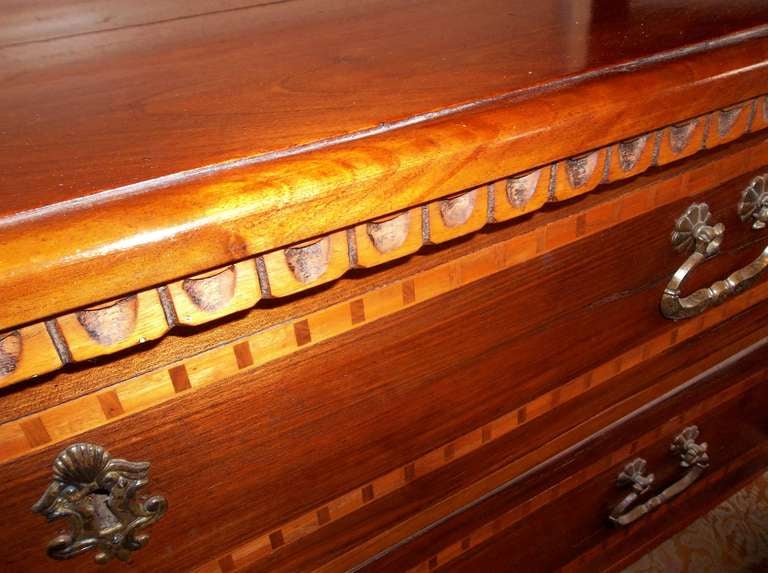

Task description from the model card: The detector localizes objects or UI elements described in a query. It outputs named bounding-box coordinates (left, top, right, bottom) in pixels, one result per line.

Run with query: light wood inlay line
left=406, top=374, right=765, bottom=573
left=194, top=284, right=768, bottom=572
left=0, top=96, right=766, bottom=389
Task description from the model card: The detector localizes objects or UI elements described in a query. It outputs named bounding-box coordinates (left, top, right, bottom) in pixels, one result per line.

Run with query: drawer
left=363, top=336, right=768, bottom=572
left=2, top=139, right=768, bottom=572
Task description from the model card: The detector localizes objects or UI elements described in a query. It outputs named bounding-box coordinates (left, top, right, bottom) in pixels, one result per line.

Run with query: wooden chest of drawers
left=2, top=2, right=768, bottom=572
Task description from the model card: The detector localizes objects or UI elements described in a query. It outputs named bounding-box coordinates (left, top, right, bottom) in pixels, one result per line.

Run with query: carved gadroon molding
left=1, top=95, right=766, bottom=387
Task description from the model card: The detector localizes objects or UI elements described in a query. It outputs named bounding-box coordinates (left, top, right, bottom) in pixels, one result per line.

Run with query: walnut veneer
left=1, top=2, right=768, bottom=572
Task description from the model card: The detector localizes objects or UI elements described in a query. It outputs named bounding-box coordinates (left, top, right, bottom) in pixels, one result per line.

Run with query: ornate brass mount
left=739, top=175, right=768, bottom=229
left=660, top=174, right=768, bottom=320
left=609, top=426, right=709, bottom=526
left=32, top=443, right=167, bottom=564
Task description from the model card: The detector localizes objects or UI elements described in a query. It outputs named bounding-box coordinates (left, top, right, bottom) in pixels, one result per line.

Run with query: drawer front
left=364, top=337, right=768, bottom=572
left=2, top=144, right=768, bottom=572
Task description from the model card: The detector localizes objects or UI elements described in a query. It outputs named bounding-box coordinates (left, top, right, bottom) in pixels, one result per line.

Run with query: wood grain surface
left=4, top=5, right=768, bottom=571
left=1, top=131, right=761, bottom=427
left=2, top=0, right=766, bottom=214
left=1, top=4, right=767, bottom=329
left=394, top=373, right=768, bottom=573
left=3, top=163, right=768, bottom=571
left=2, top=129, right=767, bottom=388
left=2, top=301, right=765, bottom=572
left=2, top=104, right=767, bottom=387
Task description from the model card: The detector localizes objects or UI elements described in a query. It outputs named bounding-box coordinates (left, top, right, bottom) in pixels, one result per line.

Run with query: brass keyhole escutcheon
left=32, top=443, right=167, bottom=564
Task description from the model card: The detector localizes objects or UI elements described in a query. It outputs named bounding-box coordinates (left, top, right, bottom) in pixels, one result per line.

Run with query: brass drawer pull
left=31, top=443, right=167, bottom=564
left=609, top=426, right=709, bottom=526
left=660, top=175, right=768, bottom=320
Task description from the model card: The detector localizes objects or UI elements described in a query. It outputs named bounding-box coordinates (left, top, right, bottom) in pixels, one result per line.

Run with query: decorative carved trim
left=0, top=95, right=765, bottom=388
left=182, top=266, right=237, bottom=312
left=506, top=170, right=541, bottom=209
left=367, top=212, right=411, bottom=253
left=285, top=238, right=332, bottom=284
left=718, top=105, right=744, bottom=137
left=0, top=331, right=21, bottom=377
left=76, top=297, right=139, bottom=346
left=566, top=151, right=600, bottom=188
left=3, top=158, right=767, bottom=467
left=669, top=120, right=698, bottom=153
left=618, top=135, right=648, bottom=172
left=439, top=190, right=477, bottom=227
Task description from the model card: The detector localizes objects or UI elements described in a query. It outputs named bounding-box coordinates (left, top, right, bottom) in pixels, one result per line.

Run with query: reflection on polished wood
left=2, top=0, right=766, bottom=213
left=1, top=112, right=767, bottom=388
left=2, top=3, right=768, bottom=572
left=1, top=3, right=768, bottom=329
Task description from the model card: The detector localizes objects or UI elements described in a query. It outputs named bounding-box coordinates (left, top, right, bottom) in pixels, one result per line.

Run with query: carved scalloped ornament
left=1, top=95, right=765, bottom=387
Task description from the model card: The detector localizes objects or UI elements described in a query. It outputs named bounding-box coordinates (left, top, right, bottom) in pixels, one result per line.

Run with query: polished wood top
left=2, top=0, right=767, bottom=216
left=1, top=1, right=768, bottom=329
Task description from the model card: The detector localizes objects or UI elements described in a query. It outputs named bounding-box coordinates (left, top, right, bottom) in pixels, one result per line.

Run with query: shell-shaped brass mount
left=737, top=175, right=768, bottom=230
left=31, top=443, right=167, bottom=564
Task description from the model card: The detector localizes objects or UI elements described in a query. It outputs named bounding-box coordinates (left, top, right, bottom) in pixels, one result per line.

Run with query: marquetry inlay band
left=194, top=298, right=767, bottom=572
left=403, top=374, right=767, bottom=573
left=0, top=95, right=766, bottom=389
